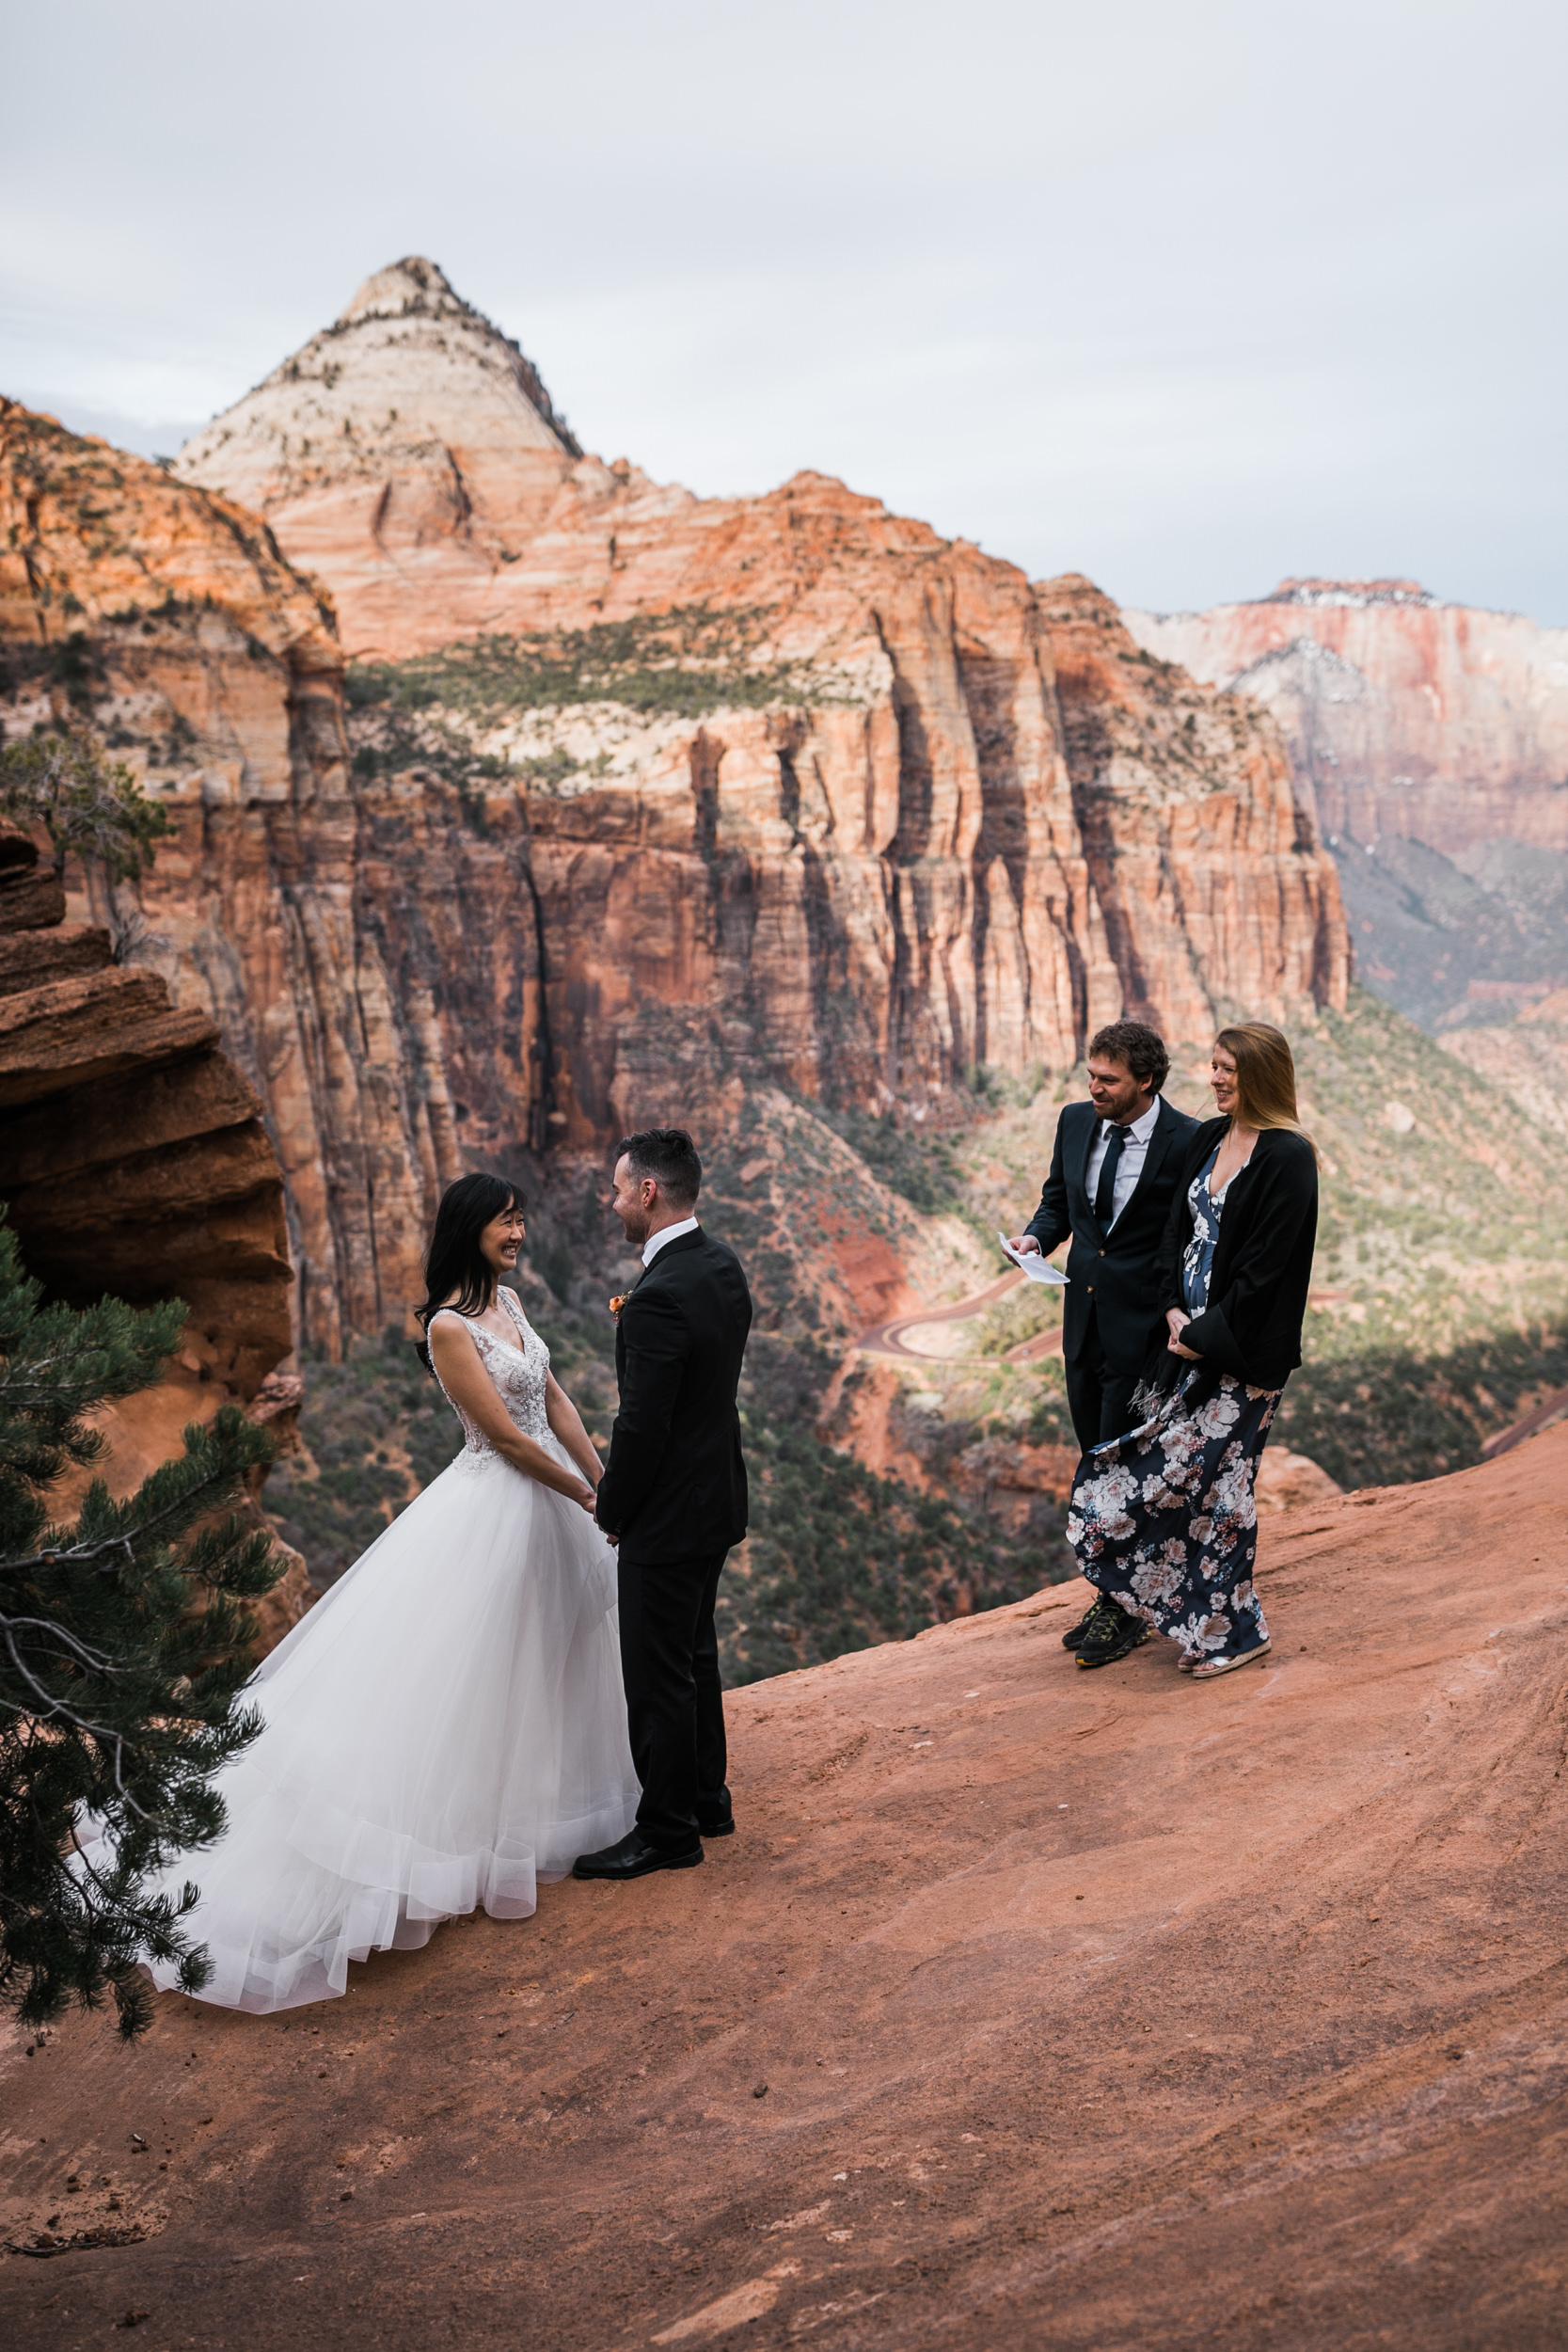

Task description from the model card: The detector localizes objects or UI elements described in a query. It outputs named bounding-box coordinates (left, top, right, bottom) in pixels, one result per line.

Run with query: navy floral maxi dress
left=1066, top=1146, right=1277, bottom=1667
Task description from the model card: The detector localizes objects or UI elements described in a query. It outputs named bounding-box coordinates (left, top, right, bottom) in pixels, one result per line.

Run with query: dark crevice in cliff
left=1076, top=808, right=1160, bottom=1025
left=520, top=849, right=559, bottom=1154
left=690, top=728, right=722, bottom=863
left=958, top=646, right=1030, bottom=1070
left=1153, top=834, right=1213, bottom=1025
left=887, top=675, right=934, bottom=866
left=777, top=744, right=802, bottom=835
left=796, top=840, right=838, bottom=1099
left=442, top=446, right=474, bottom=532
left=1053, top=675, right=1158, bottom=1024
left=871, top=616, right=943, bottom=1094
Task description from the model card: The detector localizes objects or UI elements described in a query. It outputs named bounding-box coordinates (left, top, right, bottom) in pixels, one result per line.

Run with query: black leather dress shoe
left=572, top=1830, right=703, bottom=1880
left=697, top=1817, right=736, bottom=1838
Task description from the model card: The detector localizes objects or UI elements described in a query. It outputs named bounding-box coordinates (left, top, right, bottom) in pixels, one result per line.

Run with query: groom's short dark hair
left=616, top=1126, right=703, bottom=1209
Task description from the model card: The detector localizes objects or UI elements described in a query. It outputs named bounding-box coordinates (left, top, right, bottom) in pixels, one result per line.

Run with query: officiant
left=1007, top=1020, right=1197, bottom=1454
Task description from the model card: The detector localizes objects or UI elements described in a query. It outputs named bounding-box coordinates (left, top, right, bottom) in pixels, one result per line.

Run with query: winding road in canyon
left=855, top=1266, right=1064, bottom=1365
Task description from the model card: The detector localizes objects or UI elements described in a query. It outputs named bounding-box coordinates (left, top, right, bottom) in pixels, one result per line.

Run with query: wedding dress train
left=94, top=1290, right=639, bottom=2013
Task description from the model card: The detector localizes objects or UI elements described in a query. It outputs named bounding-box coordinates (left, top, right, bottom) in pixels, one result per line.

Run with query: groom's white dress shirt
left=641, top=1216, right=700, bottom=1268
left=1084, top=1096, right=1162, bottom=1231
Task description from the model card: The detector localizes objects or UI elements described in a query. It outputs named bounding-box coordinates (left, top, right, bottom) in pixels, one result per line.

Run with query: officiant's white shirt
left=1085, top=1096, right=1162, bottom=1229
left=641, top=1216, right=700, bottom=1267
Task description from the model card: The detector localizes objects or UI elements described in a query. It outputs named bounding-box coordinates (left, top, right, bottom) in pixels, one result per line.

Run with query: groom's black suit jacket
left=1023, top=1092, right=1199, bottom=1375
left=595, top=1228, right=752, bottom=1564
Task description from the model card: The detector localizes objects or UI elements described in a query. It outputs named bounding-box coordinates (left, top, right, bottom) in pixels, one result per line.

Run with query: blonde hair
left=1213, top=1023, right=1317, bottom=1155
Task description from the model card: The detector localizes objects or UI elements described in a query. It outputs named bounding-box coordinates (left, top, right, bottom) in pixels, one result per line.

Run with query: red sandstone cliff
left=1040, top=575, right=1349, bottom=1026
left=1125, top=579, right=1568, bottom=855
left=2, top=262, right=1347, bottom=1347
left=0, top=820, right=309, bottom=1651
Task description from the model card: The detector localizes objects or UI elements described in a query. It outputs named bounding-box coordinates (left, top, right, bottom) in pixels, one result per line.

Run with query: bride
left=108, top=1173, right=639, bottom=2014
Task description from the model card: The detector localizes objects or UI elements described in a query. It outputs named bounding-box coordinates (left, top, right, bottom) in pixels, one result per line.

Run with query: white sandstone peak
left=338, top=256, right=463, bottom=325
left=177, top=257, right=579, bottom=522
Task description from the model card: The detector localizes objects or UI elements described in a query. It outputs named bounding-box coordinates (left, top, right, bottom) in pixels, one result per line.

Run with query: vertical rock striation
left=1040, top=576, right=1350, bottom=1027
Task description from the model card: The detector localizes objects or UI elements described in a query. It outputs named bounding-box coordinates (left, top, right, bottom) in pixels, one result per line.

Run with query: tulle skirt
left=90, top=1438, right=640, bottom=2013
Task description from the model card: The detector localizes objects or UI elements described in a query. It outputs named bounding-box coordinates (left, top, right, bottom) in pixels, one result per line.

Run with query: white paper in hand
left=998, top=1232, right=1069, bottom=1285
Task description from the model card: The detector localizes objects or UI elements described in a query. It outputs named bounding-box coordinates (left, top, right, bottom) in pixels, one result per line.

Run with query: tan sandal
left=1189, top=1640, right=1271, bottom=1679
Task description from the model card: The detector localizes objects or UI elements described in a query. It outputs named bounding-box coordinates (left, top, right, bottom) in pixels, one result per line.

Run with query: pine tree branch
left=1, top=1220, right=281, bottom=2038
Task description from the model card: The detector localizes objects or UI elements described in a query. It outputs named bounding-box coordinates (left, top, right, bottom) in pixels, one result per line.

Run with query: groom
left=574, top=1128, right=752, bottom=1882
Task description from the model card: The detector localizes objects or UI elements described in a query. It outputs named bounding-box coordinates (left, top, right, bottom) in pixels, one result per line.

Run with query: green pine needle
left=0, top=1213, right=283, bottom=2039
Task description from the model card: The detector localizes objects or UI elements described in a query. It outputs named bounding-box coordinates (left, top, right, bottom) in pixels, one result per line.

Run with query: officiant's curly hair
left=414, top=1170, right=527, bottom=1373
left=1088, top=1019, right=1169, bottom=1093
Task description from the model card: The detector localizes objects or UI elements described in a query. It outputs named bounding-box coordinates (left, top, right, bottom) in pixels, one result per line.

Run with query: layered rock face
left=0, top=835, right=292, bottom=1399
left=0, top=821, right=309, bottom=1650
left=3, top=262, right=1347, bottom=1348
left=0, top=398, right=428, bottom=1351
left=1125, top=579, right=1568, bottom=856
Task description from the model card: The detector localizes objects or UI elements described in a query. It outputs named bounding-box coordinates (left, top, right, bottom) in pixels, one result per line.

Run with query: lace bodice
left=430, top=1289, right=550, bottom=1456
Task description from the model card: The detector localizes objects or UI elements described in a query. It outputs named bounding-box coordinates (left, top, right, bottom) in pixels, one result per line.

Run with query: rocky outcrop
left=0, top=822, right=307, bottom=1650
left=1125, top=578, right=1568, bottom=857
left=2, top=264, right=1347, bottom=1349
left=4, top=1426, right=1565, bottom=2344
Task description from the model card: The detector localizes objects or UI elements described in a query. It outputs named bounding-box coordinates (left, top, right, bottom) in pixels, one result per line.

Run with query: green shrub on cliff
left=346, top=604, right=842, bottom=728
left=0, top=1216, right=281, bottom=2040
left=0, top=730, right=172, bottom=881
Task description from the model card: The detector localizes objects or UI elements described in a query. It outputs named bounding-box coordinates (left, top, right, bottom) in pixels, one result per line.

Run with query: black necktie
left=1093, top=1122, right=1127, bottom=1228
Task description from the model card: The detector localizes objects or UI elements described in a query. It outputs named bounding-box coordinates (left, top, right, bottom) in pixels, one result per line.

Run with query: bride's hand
left=566, top=1478, right=596, bottom=1513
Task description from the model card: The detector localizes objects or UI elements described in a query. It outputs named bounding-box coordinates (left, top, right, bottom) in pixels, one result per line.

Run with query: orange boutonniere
left=609, top=1294, right=628, bottom=1319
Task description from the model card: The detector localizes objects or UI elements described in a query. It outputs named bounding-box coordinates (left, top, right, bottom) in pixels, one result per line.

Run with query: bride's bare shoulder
left=427, top=1308, right=475, bottom=1356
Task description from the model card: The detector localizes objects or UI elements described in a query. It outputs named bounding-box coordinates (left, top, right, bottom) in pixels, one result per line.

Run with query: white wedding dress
left=106, top=1290, right=639, bottom=2013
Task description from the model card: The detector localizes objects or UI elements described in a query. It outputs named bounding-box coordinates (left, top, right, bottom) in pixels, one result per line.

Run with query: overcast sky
left=5, top=0, right=1564, bottom=621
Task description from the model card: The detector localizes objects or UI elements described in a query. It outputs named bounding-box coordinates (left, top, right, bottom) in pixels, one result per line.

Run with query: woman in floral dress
left=1067, top=1023, right=1320, bottom=1678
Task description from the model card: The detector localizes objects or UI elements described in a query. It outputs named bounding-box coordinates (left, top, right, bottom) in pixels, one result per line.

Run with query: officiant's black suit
left=1024, top=1092, right=1199, bottom=1450
left=595, top=1228, right=752, bottom=1853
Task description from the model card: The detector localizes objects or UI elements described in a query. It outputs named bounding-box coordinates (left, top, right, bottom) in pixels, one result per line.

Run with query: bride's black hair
left=414, top=1171, right=527, bottom=1374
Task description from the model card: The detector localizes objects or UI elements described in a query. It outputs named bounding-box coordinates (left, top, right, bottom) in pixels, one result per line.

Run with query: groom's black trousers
left=616, top=1547, right=731, bottom=1852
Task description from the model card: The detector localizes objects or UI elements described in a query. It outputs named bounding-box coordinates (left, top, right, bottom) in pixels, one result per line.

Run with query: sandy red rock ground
left=4, top=1428, right=1566, bottom=2348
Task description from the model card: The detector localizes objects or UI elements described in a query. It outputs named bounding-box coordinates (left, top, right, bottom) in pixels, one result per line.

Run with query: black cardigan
left=1158, top=1120, right=1319, bottom=1391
